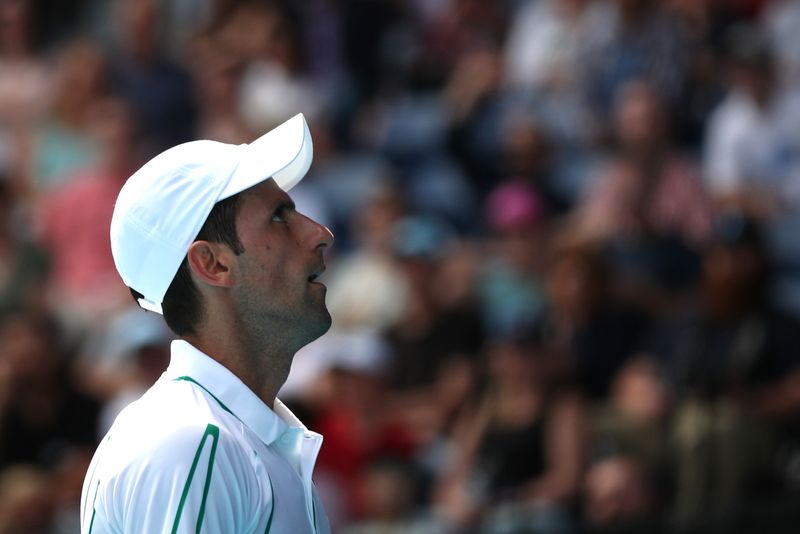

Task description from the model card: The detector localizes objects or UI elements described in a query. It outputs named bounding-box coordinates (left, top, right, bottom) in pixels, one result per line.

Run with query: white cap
left=110, top=113, right=313, bottom=314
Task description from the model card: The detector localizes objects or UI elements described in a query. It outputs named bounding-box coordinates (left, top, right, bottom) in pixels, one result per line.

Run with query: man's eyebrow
left=270, top=196, right=296, bottom=212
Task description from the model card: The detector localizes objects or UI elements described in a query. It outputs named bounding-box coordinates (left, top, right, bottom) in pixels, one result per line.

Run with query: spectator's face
left=487, top=342, right=535, bottom=384
left=614, top=83, right=665, bottom=154
left=547, top=254, right=600, bottom=319
left=357, top=464, right=414, bottom=521
left=54, top=41, right=106, bottom=107
left=120, top=0, right=157, bottom=60
left=0, top=316, right=54, bottom=383
left=0, top=0, right=29, bottom=54
left=611, top=359, right=669, bottom=422
left=584, top=457, right=652, bottom=527
left=217, top=3, right=297, bottom=67
left=733, top=64, right=774, bottom=104
left=555, top=0, right=587, bottom=17
left=86, top=99, right=135, bottom=161
left=353, top=189, right=405, bottom=253
left=230, top=180, right=334, bottom=348
left=0, top=468, right=55, bottom=534
left=503, top=122, right=548, bottom=178
left=702, top=242, right=765, bottom=308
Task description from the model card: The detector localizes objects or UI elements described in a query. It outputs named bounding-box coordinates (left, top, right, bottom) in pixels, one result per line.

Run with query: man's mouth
left=308, top=266, right=326, bottom=283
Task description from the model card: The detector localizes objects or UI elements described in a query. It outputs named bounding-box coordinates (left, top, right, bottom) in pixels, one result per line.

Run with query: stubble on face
left=234, top=266, right=331, bottom=359
left=228, top=182, right=332, bottom=374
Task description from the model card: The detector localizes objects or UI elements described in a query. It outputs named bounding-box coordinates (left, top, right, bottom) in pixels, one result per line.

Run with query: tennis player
left=80, top=114, right=333, bottom=532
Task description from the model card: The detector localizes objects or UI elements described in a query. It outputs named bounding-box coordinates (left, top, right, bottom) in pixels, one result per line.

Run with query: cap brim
left=219, top=113, right=313, bottom=199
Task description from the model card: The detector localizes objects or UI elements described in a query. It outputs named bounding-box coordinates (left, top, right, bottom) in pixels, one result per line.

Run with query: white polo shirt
left=80, top=340, right=329, bottom=533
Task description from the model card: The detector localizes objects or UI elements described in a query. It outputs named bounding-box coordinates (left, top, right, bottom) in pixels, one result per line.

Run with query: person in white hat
left=80, top=114, right=334, bottom=533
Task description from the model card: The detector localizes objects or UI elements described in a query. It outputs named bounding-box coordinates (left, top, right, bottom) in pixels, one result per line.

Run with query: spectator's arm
left=432, top=395, right=492, bottom=525
left=519, top=390, right=586, bottom=503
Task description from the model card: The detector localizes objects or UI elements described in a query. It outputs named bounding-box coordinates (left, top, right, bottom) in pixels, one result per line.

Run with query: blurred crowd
left=1, top=0, right=800, bottom=532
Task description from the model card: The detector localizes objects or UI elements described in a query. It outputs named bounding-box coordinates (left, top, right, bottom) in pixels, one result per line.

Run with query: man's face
left=230, top=179, right=333, bottom=349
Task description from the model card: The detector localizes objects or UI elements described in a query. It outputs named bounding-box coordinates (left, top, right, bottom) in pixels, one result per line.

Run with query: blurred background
left=1, top=0, right=800, bottom=532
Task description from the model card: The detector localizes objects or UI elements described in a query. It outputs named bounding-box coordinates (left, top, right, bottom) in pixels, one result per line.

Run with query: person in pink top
left=38, top=99, right=139, bottom=322
left=576, top=79, right=713, bottom=249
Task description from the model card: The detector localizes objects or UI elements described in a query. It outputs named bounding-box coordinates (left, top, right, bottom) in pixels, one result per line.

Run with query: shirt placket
left=274, top=427, right=320, bottom=530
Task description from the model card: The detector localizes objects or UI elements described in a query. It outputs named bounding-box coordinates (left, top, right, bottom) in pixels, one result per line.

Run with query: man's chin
left=305, top=307, right=333, bottom=344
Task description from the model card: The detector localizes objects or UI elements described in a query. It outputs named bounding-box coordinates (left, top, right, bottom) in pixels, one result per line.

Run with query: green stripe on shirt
left=172, top=423, right=220, bottom=534
left=264, top=474, right=275, bottom=533
left=173, top=376, right=236, bottom=417
left=87, top=480, right=100, bottom=534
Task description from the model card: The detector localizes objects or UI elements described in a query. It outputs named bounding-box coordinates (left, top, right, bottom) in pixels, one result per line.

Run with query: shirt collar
left=164, top=340, right=311, bottom=447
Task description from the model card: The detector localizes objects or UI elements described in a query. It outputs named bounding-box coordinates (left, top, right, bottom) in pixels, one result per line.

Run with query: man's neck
left=183, top=322, right=293, bottom=410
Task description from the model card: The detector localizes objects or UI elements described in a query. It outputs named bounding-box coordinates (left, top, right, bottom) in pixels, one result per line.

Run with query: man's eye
left=271, top=204, right=293, bottom=223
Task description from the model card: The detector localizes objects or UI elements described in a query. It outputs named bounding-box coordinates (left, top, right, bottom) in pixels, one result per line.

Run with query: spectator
left=583, top=0, right=689, bottom=129
left=385, top=215, right=482, bottom=393
left=435, top=336, right=586, bottom=533
left=642, top=213, right=800, bottom=531
left=108, top=0, right=197, bottom=154
left=480, top=181, right=548, bottom=339
left=343, top=458, right=437, bottom=533
left=232, top=1, right=324, bottom=131
left=582, top=455, right=657, bottom=533
left=666, top=0, right=729, bottom=148
left=0, top=312, right=99, bottom=470
left=78, top=305, right=173, bottom=435
left=442, top=42, right=507, bottom=189
left=310, top=332, right=412, bottom=525
left=188, top=36, right=252, bottom=144
left=574, top=79, right=712, bottom=311
left=504, top=0, right=612, bottom=146
left=0, top=178, right=48, bottom=318
left=495, top=116, right=575, bottom=214
left=23, top=39, right=106, bottom=194
left=584, top=358, right=671, bottom=532
left=703, top=23, right=800, bottom=216
left=538, top=240, right=648, bottom=400
left=763, top=0, right=800, bottom=88
left=0, top=465, right=55, bottom=534
left=0, top=0, right=49, bottom=172
left=37, top=98, right=139, bottom=326
left=576, top=79, right=712, bottom=248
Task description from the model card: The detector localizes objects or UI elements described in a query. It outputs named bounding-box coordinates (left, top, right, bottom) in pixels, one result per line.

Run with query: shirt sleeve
left=703, top=101, right=747, bottom=196
left=111, top=422, right=268, bottom=534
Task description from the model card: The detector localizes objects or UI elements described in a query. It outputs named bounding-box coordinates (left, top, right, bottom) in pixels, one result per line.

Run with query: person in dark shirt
left=434, top=336, right=585, bottom=532
left=644, top=213, right=800, bottom=531
left=0, top=312, right=99, bottom=469
left=538, top=240, right=648, bottom=400
left=108, top=0, right=197, bottom=153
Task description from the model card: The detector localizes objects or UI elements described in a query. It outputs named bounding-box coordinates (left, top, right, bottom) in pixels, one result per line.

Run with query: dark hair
left=130, top=194, right=245, bottom=336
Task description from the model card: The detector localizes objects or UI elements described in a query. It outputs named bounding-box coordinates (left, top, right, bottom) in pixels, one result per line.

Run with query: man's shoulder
left=84, top=379, right=269, bottom=533
left=99, top=377, right=250, bottom=475
left=114, top=375, right=221, bottom=425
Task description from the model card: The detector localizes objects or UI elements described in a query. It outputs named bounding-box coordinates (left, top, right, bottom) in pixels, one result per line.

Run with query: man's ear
left=186, top=240, right=235, bottom=288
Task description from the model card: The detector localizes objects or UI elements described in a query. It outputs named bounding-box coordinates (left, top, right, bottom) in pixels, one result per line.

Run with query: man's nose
left=303, top=214, right=334, bottom=250
left=318, top=223, right=334, bottom=250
